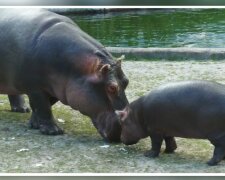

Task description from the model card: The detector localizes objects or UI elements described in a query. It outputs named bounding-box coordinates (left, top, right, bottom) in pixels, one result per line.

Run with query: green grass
left=1, top=60, right=225, bottom=173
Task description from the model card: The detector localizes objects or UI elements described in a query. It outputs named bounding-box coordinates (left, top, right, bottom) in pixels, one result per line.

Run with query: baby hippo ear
left=115, top=109, right=129, bottom=122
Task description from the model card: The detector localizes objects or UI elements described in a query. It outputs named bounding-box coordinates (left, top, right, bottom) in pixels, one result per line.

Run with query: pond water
left=68, top=9, right=225, bottom=48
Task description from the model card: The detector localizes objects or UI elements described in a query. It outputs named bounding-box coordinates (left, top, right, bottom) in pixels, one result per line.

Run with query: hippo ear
left=99, top=64, right=111, bottom=75
left=88, top=64, right=111, bottom=83
left=116, top=59, right=121, bottom=67
left=116, top=55, right=125, bottom=67
left=115, top=109, right=128, bottom=122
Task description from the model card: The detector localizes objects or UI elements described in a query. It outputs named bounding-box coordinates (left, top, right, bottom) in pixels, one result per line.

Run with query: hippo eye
left=107, top=84, right=118, bottom=94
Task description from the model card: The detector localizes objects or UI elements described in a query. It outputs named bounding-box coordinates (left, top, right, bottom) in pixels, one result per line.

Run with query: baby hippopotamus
left=116, top=80, right=225, bottom=166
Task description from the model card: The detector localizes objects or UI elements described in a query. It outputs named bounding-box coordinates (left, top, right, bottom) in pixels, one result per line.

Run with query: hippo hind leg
left=164, top=136, right=177, bottom=153
left=207, top=146, right=225, bottom=166
left=207, top=136, right=225, bottom=166
left=28, top=92, right=63, bottom=135
left=8, top=95, right=30, bottom=113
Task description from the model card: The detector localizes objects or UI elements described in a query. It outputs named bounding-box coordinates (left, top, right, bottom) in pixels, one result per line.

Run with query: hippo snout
left=92, top=112, right=122, bottom=142
left=120, top=135, right=138, bottom=145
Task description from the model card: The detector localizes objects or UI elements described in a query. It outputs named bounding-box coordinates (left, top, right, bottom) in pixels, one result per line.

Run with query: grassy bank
left=1, top=60, right=225, bottom=173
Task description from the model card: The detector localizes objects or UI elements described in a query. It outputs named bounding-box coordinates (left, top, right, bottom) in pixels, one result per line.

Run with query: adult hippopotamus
left=0, top=9, right=129, bottom=142
left=116, top=81, right=225, bottom=165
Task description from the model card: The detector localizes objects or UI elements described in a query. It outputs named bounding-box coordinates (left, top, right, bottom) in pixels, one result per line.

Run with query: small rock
left=119, top=148, right=128, bottom=154
left=16, top=148, right=29, bottom=152
left=57, top=118, right=65, bottom=123
left=119, top=147, right=127, bottom=151
left=100, top=145, right=110, bottom=148
left=106, top=160, right=112, bottom=163
left=47, top=156, right=53, bottom=160
left=35, top=163, right=43, bottom=167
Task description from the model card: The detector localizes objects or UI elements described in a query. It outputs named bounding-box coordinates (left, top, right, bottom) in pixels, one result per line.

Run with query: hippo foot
left=164, top=148, right=176, bottom=154
left=164, top=144, right=177, bottom=154
left=207, top=152, right=225, bottom=166
left=144, top=150, right=159, bottom=158
left=11, top=106, right=30, bottom=113
left=28, top=115, right=40, bottom=129
left=207, top=158, right=219, bottom=166
left=28, top=115, right=64, bottom=135
left=164, top=136, right=177, bottom=154
left=207, top=154, right=225, bottom=166
left=206, top=144, right=225, bottom=166
left=39, top=124, right=64, bottom=135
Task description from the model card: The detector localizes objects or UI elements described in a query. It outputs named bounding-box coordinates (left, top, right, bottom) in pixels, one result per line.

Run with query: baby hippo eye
left=107, top=83, right=118, bottom=94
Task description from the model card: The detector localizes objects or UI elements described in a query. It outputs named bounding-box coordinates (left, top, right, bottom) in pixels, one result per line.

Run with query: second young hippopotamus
left=116, top=80, right=225, bottom=165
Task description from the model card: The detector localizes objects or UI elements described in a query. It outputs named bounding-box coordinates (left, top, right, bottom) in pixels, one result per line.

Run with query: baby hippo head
left=115, top=107, right=147, bottom=145
left=92, top=111, right=121, bottom=143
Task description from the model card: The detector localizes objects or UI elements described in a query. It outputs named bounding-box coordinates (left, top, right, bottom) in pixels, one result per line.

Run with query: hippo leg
left=144, top=134, right=163, bottom=158
left=28, top=92, right=63, bottom=135
left=207, top=137, right=225, bottom=166
left=207, top=145, right=225, bottom=166
left=164, top=136, right=177, bottom=153
left=8, top=95, right=30, bottom=113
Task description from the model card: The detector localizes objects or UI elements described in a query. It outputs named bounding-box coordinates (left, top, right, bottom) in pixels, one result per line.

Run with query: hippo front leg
left=144, top=134, right=163, bottom=158
left=8, top=95, right=30, bottom=113
left=28, top=92, right=63, bottom=135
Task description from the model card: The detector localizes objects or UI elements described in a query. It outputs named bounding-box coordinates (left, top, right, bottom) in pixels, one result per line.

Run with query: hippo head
left=100, top=59, right=129, bottom=110
left=115, top=107, right=147, bottom=145
left=64, top=56, right=129, bottom=142
left=90, top=59, right=129, bottom=142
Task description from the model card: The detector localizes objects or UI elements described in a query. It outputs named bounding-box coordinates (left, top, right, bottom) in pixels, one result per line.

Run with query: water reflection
left=70, top=9, right=225, bottom=48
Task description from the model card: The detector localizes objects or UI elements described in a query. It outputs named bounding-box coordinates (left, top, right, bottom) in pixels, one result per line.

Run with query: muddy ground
left=1, top=60, right=225, bottom=173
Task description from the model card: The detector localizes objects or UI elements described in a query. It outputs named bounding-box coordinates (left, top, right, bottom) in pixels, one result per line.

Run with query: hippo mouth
left=120, top=137, right=139, bottom=145
left=92, top=111, right=122, bottom=143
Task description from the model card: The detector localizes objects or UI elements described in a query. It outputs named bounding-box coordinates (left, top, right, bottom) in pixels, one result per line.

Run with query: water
left=68, top=9, right=225, bottom=48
